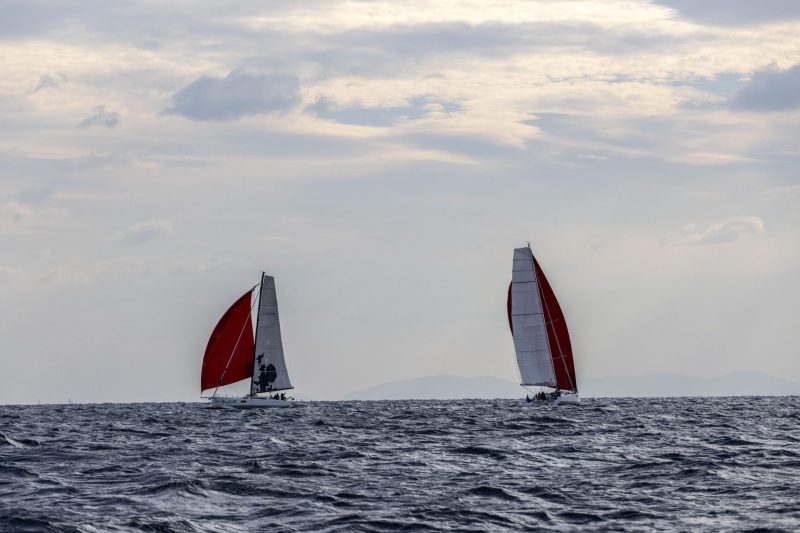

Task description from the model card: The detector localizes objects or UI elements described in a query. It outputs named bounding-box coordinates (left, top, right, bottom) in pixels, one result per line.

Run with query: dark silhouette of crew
left=254, top=353, right=278, bottom=393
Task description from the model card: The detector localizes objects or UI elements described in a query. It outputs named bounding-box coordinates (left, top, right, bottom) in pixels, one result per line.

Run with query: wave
left=1, top=397, right=798, bottom=532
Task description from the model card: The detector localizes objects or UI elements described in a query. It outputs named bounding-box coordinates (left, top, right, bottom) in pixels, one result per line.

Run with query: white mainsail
left=510, top=246, right=557, bottom=387
left=251, top=274, right=293, bottom=393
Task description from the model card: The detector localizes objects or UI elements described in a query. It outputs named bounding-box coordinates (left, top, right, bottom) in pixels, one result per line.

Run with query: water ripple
left=1, top=397, right=799, bottom=531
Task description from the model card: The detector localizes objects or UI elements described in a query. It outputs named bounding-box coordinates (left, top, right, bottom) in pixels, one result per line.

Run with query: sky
left=1, top=0, right=799, bottom=403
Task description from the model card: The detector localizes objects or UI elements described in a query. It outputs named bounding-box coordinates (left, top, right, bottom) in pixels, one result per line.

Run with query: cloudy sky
left=1, top=0, right=799, bottom=403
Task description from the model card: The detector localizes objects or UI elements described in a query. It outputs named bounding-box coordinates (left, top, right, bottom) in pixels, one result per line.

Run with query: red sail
left=200, top=290, right=255, bottom=392
left=535, top=260, right=577, bottom=392
left=506, top=283, right=514, bottom=334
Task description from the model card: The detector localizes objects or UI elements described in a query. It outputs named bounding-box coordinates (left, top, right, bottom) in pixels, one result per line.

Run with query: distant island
left=344, top=372, right=800, bottom=400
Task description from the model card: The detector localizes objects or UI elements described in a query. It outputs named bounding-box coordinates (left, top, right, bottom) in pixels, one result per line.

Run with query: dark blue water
left=2, top=397, right=799, bottom=532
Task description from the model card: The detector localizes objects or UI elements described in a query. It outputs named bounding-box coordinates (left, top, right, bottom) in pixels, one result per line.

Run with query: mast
left=249, top=272, right=265, bottom=396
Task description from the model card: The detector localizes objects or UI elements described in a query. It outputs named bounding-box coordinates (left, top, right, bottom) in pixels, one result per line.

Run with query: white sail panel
left=251, top=274, right=293, bottom=392
left=511, top=247, right=556, bottom=387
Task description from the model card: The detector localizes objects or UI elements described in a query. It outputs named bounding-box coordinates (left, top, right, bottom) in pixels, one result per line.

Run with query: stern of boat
left=209, top=396, right=292, bottom=409
left=552, top=393, right=580, bottom=406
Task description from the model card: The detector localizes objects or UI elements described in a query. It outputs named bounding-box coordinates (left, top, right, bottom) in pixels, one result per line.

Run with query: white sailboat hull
left=208, top=396, right=292, bottom=409
left=526, top=392, right=581, bottom=406
left=552, top=393, right=580, bottom=406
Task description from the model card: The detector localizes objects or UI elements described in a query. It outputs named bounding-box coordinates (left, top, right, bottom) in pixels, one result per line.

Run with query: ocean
left=2, top=397, right=799, bottom=532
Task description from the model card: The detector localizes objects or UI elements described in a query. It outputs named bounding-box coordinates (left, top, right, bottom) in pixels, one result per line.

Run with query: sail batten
left=251, top=274, right=293, bottom=393
left=507, top=246, right=578, bottom=392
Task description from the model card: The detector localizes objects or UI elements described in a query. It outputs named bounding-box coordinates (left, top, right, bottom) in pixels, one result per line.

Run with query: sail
left=508, top=247, right=556, bottom=387
left=536, top=261, right=577, bottom=392
left=200, top=289, right=255, bottom=392
left=507, top=246, right=577, bottom=392
left=251, top=274, right=293, bottom=393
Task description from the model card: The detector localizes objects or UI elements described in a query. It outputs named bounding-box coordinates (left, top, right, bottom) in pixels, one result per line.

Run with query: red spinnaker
left=535, top=261, right=577, bottom=392
left=200, top=290, right=255, bottom=392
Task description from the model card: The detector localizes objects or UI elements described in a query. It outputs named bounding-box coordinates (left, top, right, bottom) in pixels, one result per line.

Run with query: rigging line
left=249, top=273, right=265, bottom=397
left=211, top=282, right=259, bottom=400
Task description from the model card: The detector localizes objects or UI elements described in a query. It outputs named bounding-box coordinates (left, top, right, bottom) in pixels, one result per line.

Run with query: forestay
left=251, top=274, right=293, bottom=393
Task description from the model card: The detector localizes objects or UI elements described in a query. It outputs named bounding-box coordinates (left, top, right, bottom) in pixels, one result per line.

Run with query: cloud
left=760, top=184, right=800, bottom=198
left=728, top=65, right=800, bottom=111
left=77, top=105, right=121, bottom=128
left=164, top=71, right=300, bottom=121
left=0, top=201, right=70, bottom=235
left=666, top=216, right=765, bottom=246
left=17, top=187, right=53, bottom=204
left=654, top=0, right=800, bottom=25
left=0, top=265, right=26, bottom=286
left=306, top=96, right=460, bottom=127
left=32, top=74, right=61, bottom=93
left=115, top=219, right=174, bottom=245
left=307, top=21, right=689, bottom=78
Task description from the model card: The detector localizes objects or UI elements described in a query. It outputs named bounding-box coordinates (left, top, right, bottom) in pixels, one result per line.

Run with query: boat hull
left=208, top=396, right=292, bottom=409
left=525, top=393, right=581, bottom=406
left=552, top=393, right=580, bottom=406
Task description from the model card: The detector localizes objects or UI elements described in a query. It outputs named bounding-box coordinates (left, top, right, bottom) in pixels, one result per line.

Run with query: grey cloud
left=115, top=219, right=174, bottom=245
left=77, top=105, right=121, bottom=128
left=654, top=1, right=800, bottom=26
left=164, top=71, right=300, bottom=121
left=0, top=4, right=64, bottom=38
left=0, top=265, right=26, bottom=286
left=728, top=65, right=800, bottom=111
left=2, top=3, right=705, bottom=82
left=32, top=74, right=61, bottom=93
left=18, top=187, right=53, bottom=204
left=666, top=216, right=765, bottom=246
left=675, top=72, right=746, bottom=104
left=310, top=22, right=692, bottom=77
left=0, top=2, right=321, bottom=44
left=306, top=96, right=460, bottom=127
left=0, top=152, right=131, bottom=175
left=332, top=22, right=675, bottom=56
left=400, top=132, right=523, bottom=159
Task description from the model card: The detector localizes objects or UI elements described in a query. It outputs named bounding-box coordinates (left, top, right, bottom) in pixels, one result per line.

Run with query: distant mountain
left=344, top=372, right=800, bottom=400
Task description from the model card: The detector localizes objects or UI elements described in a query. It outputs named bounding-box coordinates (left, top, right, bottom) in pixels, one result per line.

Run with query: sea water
left=1, top=397, right=799, bottom=531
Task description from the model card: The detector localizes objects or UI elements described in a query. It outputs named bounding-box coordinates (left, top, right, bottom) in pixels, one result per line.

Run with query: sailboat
left=201, top=273, right=295, bottom=408
left=507, top=245, right=579, bottom=406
